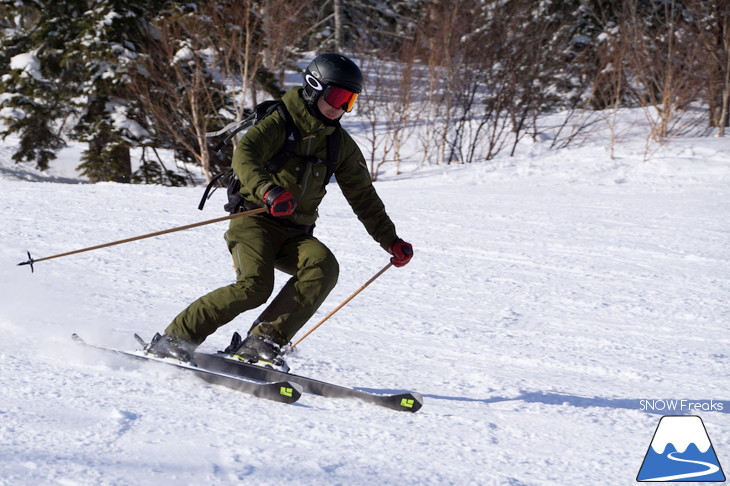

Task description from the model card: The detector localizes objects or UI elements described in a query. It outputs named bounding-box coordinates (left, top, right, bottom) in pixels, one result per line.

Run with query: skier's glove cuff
left=263, top=186, right=297, bottom=217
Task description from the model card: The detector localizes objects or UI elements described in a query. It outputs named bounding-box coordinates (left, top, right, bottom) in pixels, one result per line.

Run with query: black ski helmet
left=302, top=53, right=363, bottom=106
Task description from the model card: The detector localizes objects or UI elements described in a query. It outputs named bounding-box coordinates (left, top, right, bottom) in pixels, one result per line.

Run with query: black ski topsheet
left=192, top=351, right=424, bottom=413
left=71, top=334, right=302, bottom=404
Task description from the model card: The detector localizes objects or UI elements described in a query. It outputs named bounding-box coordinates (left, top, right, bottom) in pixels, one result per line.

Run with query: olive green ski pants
left=165, top=214, right=339, bottom=346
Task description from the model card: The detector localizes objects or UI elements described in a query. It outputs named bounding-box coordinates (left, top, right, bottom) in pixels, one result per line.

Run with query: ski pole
left=288, top=262, right=393, bottom=351
left=16, top=207, right=267, bottom=272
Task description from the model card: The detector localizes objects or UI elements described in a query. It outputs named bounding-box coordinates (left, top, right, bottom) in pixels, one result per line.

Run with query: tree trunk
left=333, top=0, right=344, bottom=51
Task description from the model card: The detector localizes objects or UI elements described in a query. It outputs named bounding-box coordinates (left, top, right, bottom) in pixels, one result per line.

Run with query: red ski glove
left=263, top=186, right=296, bottom=217
left=388, top=238, right=413, bottom=267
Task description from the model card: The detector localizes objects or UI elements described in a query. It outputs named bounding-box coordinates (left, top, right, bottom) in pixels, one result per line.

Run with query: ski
left=71, top=334, right=302, bottom=404
left=190, top=351, right=424, bottom=413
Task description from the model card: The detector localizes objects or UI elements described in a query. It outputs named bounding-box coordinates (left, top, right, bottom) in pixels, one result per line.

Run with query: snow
left=1, top=113, right=729, bottom=485
left=9, top=51, right=43, bottom=81
left=172, top=45, right=195, bottom=65
left=106, top=101, right=150, bottom=140
left=101, top=11, right=121, bottom=27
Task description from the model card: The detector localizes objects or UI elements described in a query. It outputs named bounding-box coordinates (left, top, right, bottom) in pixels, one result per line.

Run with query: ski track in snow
left=1, top=136, right=729, bottom=485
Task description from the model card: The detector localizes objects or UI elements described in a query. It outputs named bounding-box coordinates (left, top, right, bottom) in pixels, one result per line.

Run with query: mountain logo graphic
left=637, top=415, right=726, bottom=482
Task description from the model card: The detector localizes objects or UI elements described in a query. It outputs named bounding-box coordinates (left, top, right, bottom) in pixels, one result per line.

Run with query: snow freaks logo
left=640, top=399, right=725, bottom=413
left=637, top=415, right=726, bottom=482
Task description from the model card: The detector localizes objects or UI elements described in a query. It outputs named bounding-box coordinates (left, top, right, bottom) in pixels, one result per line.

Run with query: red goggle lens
left=323, top=86, right=359, bottom=112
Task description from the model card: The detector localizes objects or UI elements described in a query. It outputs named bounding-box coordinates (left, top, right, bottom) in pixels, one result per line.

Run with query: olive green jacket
left=231, top=87, right=398, bottom=250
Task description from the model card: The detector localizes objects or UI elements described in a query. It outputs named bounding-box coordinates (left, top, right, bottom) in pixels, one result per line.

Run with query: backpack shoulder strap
left=265, top=103, right=299, bottom=174
left=324, top=127, right=341, bottom=185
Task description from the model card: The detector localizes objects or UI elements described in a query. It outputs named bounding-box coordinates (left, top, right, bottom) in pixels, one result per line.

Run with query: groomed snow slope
left=1, top=125, right=728, bottom=485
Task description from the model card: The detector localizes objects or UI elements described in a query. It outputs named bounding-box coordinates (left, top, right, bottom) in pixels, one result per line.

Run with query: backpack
left=199, top=100, right=340, bottom=213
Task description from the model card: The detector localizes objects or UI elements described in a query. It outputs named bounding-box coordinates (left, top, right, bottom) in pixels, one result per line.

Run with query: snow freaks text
left=640, top=400, right=725, bottom=413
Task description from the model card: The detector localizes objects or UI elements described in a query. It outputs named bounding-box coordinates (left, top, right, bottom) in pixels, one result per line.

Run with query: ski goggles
left=323, top=85, right=359, bottom=112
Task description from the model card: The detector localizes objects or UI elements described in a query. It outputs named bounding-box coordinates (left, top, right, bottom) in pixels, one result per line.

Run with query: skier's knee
left=310, top=252, right=339, bottom=291
left=319, top=252, right=339, bottom=279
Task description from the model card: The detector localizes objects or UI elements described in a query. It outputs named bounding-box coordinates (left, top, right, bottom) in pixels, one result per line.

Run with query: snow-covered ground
left=1, top=115, right=729, bottom=485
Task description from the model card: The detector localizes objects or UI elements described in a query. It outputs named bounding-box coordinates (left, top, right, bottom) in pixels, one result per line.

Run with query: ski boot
left=225, top=332, right=289, bottom=372
left=144, top=333, right=197, bottom=365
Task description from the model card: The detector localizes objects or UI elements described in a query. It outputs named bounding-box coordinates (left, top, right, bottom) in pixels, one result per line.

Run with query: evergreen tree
left=533, top=0, right=608, bottom=109
left=68, top=0, right=162, bottom=183
left=0, top=0, right=168, bottom=181
left=0, top=0, right=86, bottom=170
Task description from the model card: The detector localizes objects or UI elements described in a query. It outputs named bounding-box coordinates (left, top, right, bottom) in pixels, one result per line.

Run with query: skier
left=147, top=53, right=413, bottom=370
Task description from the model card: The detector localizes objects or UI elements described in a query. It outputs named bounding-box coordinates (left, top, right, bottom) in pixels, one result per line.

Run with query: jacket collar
left=282, top=87, right=338, bottom=137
